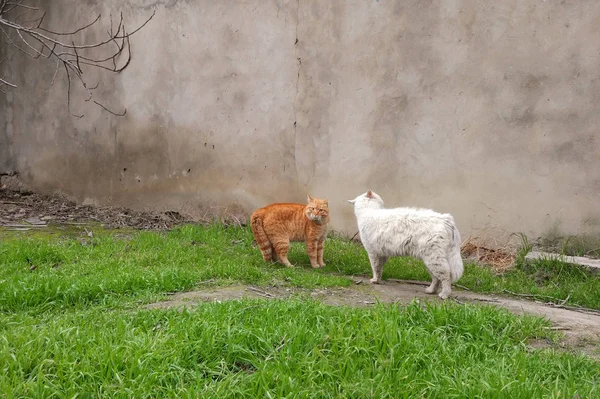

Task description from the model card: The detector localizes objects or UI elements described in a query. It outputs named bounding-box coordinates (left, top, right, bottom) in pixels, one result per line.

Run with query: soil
left=0, top=185, right=194, bottom=231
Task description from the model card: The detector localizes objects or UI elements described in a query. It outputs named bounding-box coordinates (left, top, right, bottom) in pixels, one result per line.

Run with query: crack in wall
left=292, top=0, right=302, bottom=191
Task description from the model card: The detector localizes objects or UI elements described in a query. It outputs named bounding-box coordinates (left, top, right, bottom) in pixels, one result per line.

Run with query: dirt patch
left=146, top=277, right=600, bottom=358
left=0, top=185, right=195, bottom=230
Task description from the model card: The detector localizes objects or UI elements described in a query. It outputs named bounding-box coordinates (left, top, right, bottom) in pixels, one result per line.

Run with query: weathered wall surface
left=2, top=0, right=600, bottom=242
left=0, top=39, right=12, bottom=174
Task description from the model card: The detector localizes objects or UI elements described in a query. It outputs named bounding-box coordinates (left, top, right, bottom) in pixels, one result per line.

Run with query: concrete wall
left=0, top=38, right=12, bottom=174
left=2, top=0, right=600, bottom=243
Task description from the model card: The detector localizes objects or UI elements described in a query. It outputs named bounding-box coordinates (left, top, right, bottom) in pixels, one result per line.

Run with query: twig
left=546, top=303, right=600, bottom=316
left=265, top=336, right=287, bottom=362
left=246, top=286, right=275, bottom=298
left=502, top=289, right=558, bottom=302
left=502, top=290, right=600, bottom=316
left=469, top=297, right=500, bottom=303
left=38, top=13, right=101, bottom=36
left=455, top=284, right=471, bottom=291
left=386, top=278, right=429, bottom=287
left=0, top=76, right=17, bottom=88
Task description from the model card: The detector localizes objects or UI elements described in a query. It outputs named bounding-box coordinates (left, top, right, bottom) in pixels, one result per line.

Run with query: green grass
left=0, top=224, right=350, bottom=313
left=2, top=299, right=598, bottom=398
left=2, top=223, right=600, bottom=397
left=2, top=224, right=600, bottom=312
left=459, top=256, right=600, bottom=309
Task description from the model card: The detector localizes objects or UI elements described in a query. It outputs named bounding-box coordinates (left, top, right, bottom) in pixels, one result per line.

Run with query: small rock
left=526, top=251, right=600, bottom=271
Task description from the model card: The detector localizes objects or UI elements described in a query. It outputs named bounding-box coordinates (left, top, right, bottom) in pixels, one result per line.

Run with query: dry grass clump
left=461, top=238, right=517, bottom=274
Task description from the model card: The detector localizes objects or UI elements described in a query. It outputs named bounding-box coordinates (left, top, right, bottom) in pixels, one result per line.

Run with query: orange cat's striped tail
left=250, top=213, right=273, bottom=261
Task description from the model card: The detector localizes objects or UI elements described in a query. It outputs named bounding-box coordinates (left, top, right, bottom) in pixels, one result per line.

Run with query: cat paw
left=438, top=292, right=450, bottom=300
left=318, top=263, right=326, bottom=268
left=369, top=278, right=381, bottom=285
left=425, top=286, right=437, bottom=294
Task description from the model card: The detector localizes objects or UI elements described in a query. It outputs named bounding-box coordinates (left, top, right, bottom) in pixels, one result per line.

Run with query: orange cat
left=250, top=195, right=330, bottom=268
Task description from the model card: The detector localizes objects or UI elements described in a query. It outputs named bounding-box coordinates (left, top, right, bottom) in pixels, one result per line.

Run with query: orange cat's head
left=305, top=194, right=329, bottom=224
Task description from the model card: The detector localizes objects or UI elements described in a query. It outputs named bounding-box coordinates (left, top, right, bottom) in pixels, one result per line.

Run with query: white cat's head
left=347, top=190, right=384, bottom=211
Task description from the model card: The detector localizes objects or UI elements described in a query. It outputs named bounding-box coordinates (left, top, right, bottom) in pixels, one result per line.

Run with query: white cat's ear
left=366, top=190, right=373, bottom=198
left=347, top=199, right=356, bottom=204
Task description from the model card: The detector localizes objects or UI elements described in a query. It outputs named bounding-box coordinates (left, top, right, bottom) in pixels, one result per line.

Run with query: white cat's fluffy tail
left=449, top=224, right=464, bottom=283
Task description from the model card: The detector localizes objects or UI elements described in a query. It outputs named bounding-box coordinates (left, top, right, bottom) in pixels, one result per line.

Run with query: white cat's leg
left=424, top=258, right=452, bottom=299
left=438, top=278, right=452, bottom=300
left=435, top=264, right=452, bottom=300
left=425, top=277, right=439, bottom=294
left=368, top=253, right=387, bottom=284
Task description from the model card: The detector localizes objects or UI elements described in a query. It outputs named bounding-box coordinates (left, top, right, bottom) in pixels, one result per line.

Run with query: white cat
left=348, top=190, right=464, bottom=299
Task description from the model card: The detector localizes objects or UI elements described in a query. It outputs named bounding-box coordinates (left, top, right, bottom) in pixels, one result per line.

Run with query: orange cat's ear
left=307, top=193, right=314, bottom=202
left=366, top=190, right=373, bottom=198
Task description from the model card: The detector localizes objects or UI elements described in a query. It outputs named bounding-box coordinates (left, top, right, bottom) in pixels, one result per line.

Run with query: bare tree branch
left=93, top=100, right=127, bottom=116
left=0, top=1, right=155, bottom=117
left=37, top=14, right=101, bottom=36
